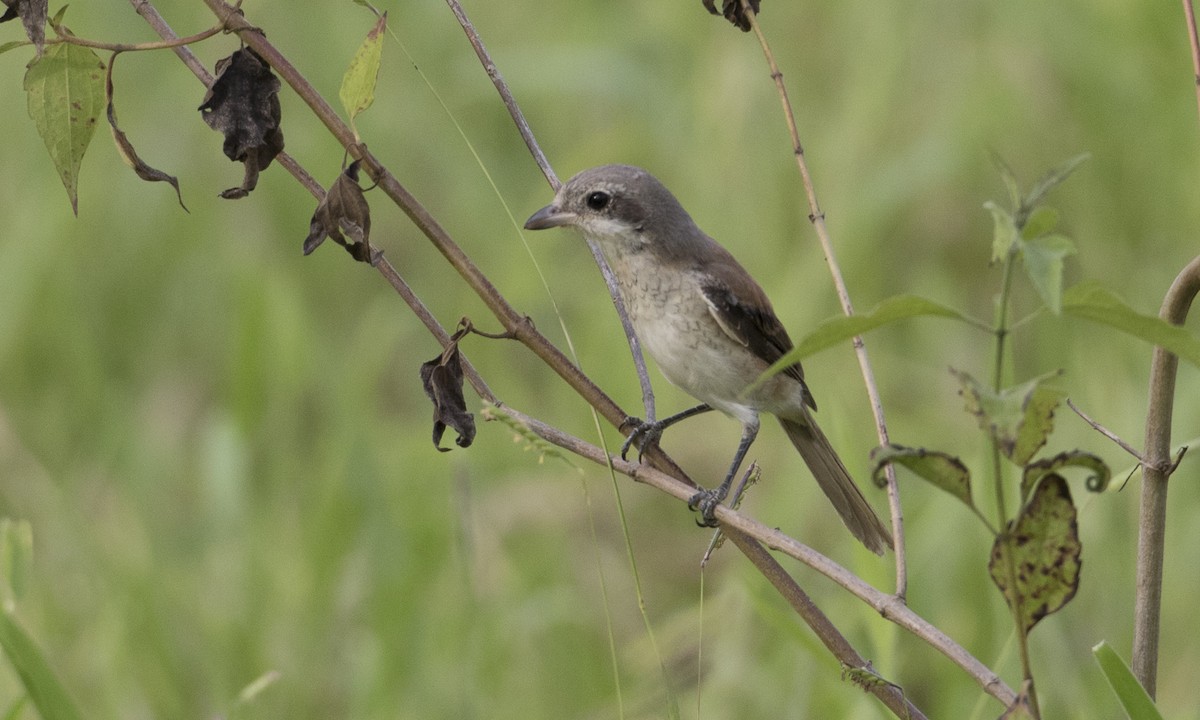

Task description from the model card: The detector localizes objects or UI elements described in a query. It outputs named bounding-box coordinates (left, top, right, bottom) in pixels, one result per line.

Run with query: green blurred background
left=1, top=0, right=1198, bottom=718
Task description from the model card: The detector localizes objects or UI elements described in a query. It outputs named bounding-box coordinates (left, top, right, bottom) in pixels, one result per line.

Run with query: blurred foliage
left=1, top=1, right=1198, bottom=718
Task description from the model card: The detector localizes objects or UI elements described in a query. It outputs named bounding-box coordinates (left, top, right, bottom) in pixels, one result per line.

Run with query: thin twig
left=51, top=22, right=224, bottom=52
left=442, top=0, right=659, bottom=425
left=1183, top=0, right=1200, bottom=126
left=1132, top=253, right=1200, bottom=697
left=497, top=404, right=1015, bottom=708
left=726, top=532, right=929, bottom=720
left=1066, top=398, right=1147, bottom=465
left=739, top=0, right=908, bottom=600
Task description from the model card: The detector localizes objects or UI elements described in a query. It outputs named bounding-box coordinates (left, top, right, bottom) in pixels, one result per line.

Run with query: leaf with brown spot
left=419, top=325, right=475, bottom=452
left=303, top=160, right=375, bottom=262
left=989, top=474, right=1081, bottom=635
left=701, top=0, right=760, bottom=32
left=198, top=47, right=284, bottom=199
left=105, top=53, right=187, bottom=211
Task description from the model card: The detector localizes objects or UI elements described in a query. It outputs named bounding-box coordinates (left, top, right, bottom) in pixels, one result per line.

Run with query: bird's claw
left=688, top=486, right=729, bottom=527
left=619, top=416, right=664, bottom=461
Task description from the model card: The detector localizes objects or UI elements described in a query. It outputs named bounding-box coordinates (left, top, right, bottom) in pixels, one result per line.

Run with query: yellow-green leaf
left=23, top=40, right=105, bottom=214
left=870, top=444, right=975, bottom=509
left=340, top=12, right=386, bottom=133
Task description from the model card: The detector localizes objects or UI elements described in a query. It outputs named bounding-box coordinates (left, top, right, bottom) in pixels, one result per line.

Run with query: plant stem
left=1132, top=254, right=1200, bottom=696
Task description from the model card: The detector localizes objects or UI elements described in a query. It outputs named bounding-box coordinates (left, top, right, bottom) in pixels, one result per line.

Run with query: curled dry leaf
left=702, top=0, right=761, bottom=32
left=106, top=54, right=187, bottom=211
left=198, top=47, right=284, bottom=199
left=303, top=160, right=376, bottom=263
left=419, top=324, right=476, bottom=452
left=0, top=0, right=47, bottom=55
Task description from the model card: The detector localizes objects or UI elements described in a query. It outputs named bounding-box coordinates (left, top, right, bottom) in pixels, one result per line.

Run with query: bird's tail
left=779, top=415, right=893, bottom=555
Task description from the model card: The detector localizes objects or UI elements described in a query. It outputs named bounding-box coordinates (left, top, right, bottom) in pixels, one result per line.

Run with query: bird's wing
left=699, top=270, right=816, bottom=410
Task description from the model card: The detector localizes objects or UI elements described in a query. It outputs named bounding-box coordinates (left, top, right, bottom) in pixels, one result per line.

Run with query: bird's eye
left=585, top=191, right=611, bottom=211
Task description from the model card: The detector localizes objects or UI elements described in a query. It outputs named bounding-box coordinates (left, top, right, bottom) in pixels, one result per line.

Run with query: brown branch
left=1132, top=253, right=1200, bottom=697
left=1183, top=0, right=1200, bottom=126
left=442, top=0, right=660, bottom=424
left=738, top=0, right=909, bottom=600
left=497, top=404, right=1015, bottom=708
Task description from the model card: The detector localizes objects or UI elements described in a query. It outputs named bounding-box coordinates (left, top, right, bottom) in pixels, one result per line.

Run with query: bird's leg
left=689, top=418, right=759, bottom=527
left=620, top=403, right=712, bottom=461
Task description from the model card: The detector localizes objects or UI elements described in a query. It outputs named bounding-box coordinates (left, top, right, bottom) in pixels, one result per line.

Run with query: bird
left=524, top=164, right=892, bottom=555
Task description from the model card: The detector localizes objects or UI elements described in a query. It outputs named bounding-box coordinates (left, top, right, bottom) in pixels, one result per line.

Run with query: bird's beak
left=524, top=203, right=577, bottom=230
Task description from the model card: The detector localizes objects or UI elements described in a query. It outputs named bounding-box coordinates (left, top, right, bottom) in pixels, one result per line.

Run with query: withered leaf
left=419, top=325, right=476, bottom=452
left=106, top=54, right=187, bottom=211
left=303, top=160, right=376, bottom=263
left=1, top=0, right=47, bottom=55
left=702, top=0, right=760, bottom=32
left=198, top=47, right=284, bottom=199
left=988, top=474, right=1081, bottom=636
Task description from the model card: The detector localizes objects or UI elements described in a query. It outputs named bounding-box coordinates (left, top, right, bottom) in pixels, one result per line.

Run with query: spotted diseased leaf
left=870, top=444, right=975, bottom=510
left=303, top=160, right=376, bottom=262
left=1022, top=450, right=1111, bottom=501
left=702, top=0, right=760, bottom=32
left=1, top=0, right=47, bottom=55
left=23, top=39, right=105, bottom=214
left=420, top=324, right=475, bottom=452
left=989, top=474, right=1081, bottom=635
left=105, top=55, right=186, bottom=211
left=198, top=48, right=284, bottom=199
left=951, top=368, right=1065, bottom=466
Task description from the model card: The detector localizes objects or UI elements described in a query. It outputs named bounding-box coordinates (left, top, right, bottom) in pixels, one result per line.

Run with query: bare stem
left=498, top=405, right=1016, bottom=708
left=1183, top=0, right=1200, bottom=126
left=739, top=0, right=908, bottom=599
left=441, top=0, right=659, bottom=424
left=1133, top=254, right=1200, bottom=697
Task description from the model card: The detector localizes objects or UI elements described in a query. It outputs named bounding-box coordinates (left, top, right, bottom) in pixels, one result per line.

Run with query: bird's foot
left=619, top=416, right=664, bottom=461
left=688, top=485, right=730, bottom=527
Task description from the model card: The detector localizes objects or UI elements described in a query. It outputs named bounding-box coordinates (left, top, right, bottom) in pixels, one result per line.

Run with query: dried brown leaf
left=303, top=160, right=375, bottom=262
left=198, top=47, right=284, bottom=199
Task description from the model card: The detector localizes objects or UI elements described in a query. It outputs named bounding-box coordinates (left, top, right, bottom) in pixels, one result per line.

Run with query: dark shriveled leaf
left=419, top=325, right=475, bottom=452
left=198, top=48, right=284, bottom=199
left=106, top=54, right=187, bottom=211
left=989, top=474, right=1081, bottom=635
left=702, top=0, right=760, bottom=32
left=303, top=160, right=375, bottom=263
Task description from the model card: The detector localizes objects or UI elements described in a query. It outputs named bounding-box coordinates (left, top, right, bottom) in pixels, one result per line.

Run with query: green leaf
left=1008, top=372, right=1067, bottom=465
left=757, top=295, right=975, bottom=385
left=1063, top=281, right=1200, bottom=369
left=1020, top=206, right=1059, bottom=240
left=988, top=474, right=1081, bottom=635
left=1092, top=641, right=1165, bottom=720
left=984, top=200, right=1018, bottom=262
left=339, top=11, right=386, bottom=134
left=23, top=40, right=105, bottom=215
left=1020, top=234, right=1076, bottom=314
left=1022, top=450, right=1111, bottom=500
left=1022, top=152, right=1090, bottom=212
left=0, top=610, right=83, bottom=720
left=870, top=444, right=975, bottom=509
left=0, top=519, right=33, bottom=604
left=0, top=41, right=27, bottom=55
left=951, top=368, right=1065, bottom=465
